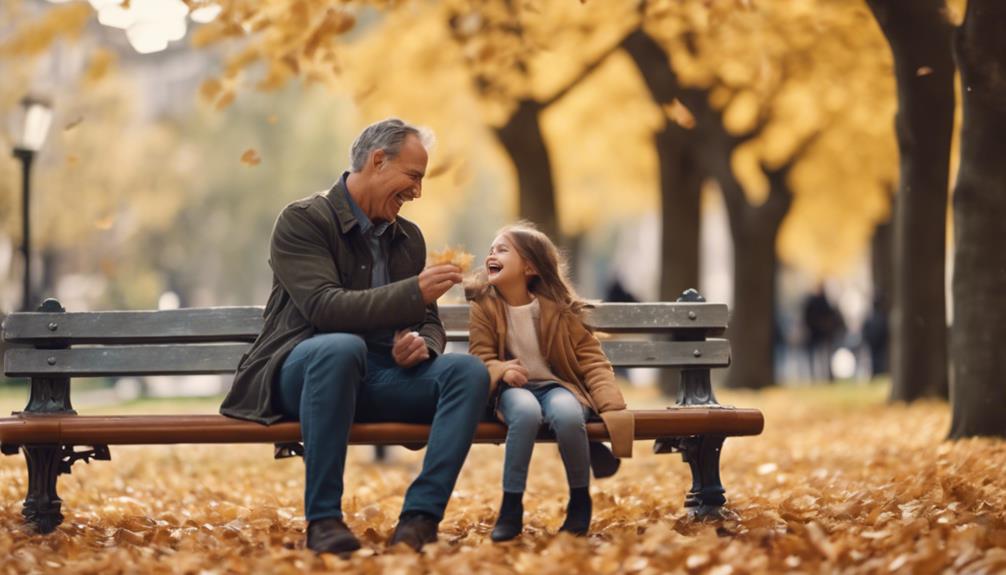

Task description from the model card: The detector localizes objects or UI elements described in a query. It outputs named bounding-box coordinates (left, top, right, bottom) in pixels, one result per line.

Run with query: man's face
left=371, top=134, right=428, bottom=223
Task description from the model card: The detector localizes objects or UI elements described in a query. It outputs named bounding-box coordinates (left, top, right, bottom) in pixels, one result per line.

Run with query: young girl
left=467, top=222, right=634, bottom=541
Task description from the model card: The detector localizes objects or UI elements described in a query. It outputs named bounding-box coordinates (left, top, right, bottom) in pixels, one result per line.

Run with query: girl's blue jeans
left=499, top=383, right=591, bottom=493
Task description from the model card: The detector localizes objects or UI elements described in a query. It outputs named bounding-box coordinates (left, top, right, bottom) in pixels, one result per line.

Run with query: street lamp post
left=11, top=96, right=52, bottom=311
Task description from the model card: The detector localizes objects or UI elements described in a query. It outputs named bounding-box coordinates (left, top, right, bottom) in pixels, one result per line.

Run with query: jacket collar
left=325, top=174, right=410, bottom=240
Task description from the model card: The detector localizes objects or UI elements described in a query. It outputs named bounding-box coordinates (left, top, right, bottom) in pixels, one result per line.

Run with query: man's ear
left=372, top=148, right=387, bottom=171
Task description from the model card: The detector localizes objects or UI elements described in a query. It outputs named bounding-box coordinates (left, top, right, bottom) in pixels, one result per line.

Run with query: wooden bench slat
left=2, top=303, right=727, bottom=344
left=439, top=303, right=729, bottom=334
left=3, top=339, right=730, bottom=377
left=1, top=307, right=264, bottom=345
left=0, top=409, right=764, bottom=446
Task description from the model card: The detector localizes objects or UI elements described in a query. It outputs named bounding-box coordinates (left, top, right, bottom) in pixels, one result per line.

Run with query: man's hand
left=393, top=329, right=430, bottom=368
left=501, top=359, right=529, bottom=387
left=418, top=264, right=463, bottom=304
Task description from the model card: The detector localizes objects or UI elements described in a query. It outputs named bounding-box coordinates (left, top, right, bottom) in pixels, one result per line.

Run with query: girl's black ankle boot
left=558, top=486, right=592, bottom=536
left=491, top=491, right=524, bottom=542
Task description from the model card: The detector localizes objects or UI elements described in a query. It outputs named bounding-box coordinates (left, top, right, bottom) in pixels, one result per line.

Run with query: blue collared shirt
left=342, top=172, right=391, bottom=289
left=342, top=172, right=394, bottom=346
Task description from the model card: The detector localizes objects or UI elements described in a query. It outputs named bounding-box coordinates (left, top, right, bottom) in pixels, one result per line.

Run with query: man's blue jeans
left=276, top=333, right=489, bottom=522
left=499, top=384, right=592, bottom=493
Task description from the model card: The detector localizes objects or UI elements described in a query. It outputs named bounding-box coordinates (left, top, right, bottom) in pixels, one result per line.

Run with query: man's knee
left=301, top=333, right=367, bottom=370
left=440, top=353, right=490, bottom=400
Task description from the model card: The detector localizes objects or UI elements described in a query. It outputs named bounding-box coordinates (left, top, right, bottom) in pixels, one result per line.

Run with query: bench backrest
left=2, top=301, right=730, bottom=379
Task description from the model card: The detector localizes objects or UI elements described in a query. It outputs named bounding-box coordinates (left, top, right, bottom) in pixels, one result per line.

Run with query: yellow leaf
left=200, top=78, right=224, bottom=102
left=240, top=148, right=261, bottom=166
left=84, top=49, right=116, bottom=85
left=664, top=98, right=696, bottom=129
left=215, top=90, right=236, bottom=110
left=427, top=246, right=475, bottom=272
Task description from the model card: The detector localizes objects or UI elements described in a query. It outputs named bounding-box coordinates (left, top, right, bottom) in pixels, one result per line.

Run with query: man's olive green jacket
left=220, top=180, right=445, bottom=424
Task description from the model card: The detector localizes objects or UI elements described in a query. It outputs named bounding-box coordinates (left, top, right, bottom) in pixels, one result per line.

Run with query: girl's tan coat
left=468, top=292, right=635, bottom=457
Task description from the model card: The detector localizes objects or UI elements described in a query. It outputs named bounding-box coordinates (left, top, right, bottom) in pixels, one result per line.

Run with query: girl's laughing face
left=485, top=234, right=533, bottom=289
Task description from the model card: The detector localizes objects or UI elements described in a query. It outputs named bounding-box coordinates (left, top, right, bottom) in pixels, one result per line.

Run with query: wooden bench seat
left=1, top=289, right=764, bottom=534
left=0, top=409, right=763, bottom=446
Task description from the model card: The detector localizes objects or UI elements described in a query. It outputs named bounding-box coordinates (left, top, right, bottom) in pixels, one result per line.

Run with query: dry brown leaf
left=240, top=148, right=262, bottom=166
left=665, top=98, right=696, bottom=129
left=200, top=78, right=224, bottom=103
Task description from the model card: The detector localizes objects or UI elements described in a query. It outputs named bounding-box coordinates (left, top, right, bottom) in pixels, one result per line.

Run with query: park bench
left=0, top=289, right=763, bottom=534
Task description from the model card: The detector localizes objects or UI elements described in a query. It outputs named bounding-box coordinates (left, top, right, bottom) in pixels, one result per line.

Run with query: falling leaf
left=200, top=78, right=224, bottom=102
left=916, top=66, right=933, bottom=77
left=240, top=148, right=261, bottom=166
left=665, top=99, right=696, bottom=129
left=84, top=48, right=116, bottom=84
left=215, top=90, right=236, bottom=110
left=64, top=117, right=84, bottom=131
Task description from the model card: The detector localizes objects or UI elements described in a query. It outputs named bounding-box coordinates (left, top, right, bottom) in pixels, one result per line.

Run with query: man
left=221, top=118, right=490, bottom=555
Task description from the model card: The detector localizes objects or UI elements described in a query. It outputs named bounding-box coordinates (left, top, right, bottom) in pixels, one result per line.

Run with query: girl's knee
left=545, top=398, right=586, bottom=430
left=503, top=392, right=543, bottom=429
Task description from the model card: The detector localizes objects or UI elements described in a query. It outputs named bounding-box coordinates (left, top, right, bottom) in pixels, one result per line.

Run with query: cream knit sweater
left=504, top=297, right=561, bottom=387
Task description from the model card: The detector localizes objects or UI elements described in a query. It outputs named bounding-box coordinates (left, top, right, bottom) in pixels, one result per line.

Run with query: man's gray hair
left=349, top=118, right=435, bottom=172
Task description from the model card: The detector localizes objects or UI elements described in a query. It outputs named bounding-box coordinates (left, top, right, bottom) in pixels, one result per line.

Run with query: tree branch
left=539, top=34, right=627, bottom=108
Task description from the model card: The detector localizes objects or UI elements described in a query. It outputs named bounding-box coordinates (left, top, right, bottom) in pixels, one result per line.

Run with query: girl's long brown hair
left=466, top=221, right=590, bottom=318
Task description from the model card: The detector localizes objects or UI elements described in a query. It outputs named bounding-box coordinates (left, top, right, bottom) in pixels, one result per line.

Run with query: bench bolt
left=47, top=357, right=56, bottom=366
left=48, top=322, right=58, bottom=331
left=688, top=311, right=697, bottom=320
left=693, top=349, right=702, bottom=358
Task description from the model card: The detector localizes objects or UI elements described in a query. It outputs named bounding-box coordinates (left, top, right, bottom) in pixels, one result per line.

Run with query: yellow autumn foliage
left=1, top=0, right=927, bottom=279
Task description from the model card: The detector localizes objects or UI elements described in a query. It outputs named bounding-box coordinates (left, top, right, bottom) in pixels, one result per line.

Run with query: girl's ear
left=524, top=266, right=537, bottom=277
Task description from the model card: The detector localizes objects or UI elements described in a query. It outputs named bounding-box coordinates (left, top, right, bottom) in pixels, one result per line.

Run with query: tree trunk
left=718, top=163, right=792, bottom=390
left=866, top=0, right=955, bottom=403
left=867, top=213, right=895, bottom=376
left=620, top=28, right=702, bottom=298
left=39, top=248, right=60, bottom=303
left=655, top=124, right=703, bottom=397
left=656, top=125, right=702, bottom=300
left=495, top=99, right=560, bottom=242
left=724, top=208, right=784, bottom=390
left=948, top=0, right=1006, bottom=439
left=622, top=28, right=704, bottom=397
left=870, top=210, right=894, bottom=313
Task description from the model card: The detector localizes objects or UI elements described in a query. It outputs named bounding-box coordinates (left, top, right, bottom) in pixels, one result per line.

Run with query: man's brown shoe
left=307, top=517, right=362, bottom=556
left=388, top=512, right=439, bottom=552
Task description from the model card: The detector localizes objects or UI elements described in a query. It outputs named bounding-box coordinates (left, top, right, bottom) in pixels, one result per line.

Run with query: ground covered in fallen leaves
left=2, top=383, right=1005, bottom=574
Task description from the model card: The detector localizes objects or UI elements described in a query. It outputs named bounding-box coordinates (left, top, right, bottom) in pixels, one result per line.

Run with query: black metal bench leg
left=22, top=445, right=64, bottom=534
left=680, top=435, right=727, bottom=518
